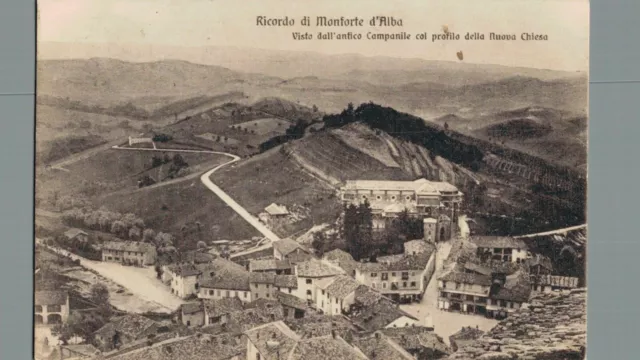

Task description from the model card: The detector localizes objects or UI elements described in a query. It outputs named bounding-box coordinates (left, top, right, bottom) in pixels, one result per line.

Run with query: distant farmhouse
left=64, top=228, right=89, bottom=243
left=339, top=179, right=462, bottom=241
left=101, top=241, right=157, bottom=266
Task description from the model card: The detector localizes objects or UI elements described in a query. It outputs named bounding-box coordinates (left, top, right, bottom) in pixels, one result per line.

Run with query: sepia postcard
left=35, top=0, right=588, bottom=359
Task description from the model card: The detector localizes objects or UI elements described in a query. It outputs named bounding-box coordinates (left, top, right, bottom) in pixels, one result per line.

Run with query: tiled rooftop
left=471, top=236, right=528, bottom=250
left=273, top=238, right=306, bottom=256
left=296, top=259, right=345, bottom=278
left=324, top=275, right=364, bottom=300
left=203, top=297, right=244, bottom=318
left=35, top=290, right=67, bottom=306
left=353, top=332, right=416, bottom=360
left=102, top=241, right=156, bottom=253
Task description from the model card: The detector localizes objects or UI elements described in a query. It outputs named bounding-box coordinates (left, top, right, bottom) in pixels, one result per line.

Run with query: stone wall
left=447, top=288, right=586, bottom=360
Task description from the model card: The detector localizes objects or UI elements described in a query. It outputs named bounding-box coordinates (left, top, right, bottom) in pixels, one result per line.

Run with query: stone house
left=64, top=228, right=89, bottom=243
left=203, top=297, right=244, bottom=326
left=472, top=236, right=531, bottom=263
left=355, top=241, right=436, bottom=303
left=34, top=290, right=70, bottom=325
left=180, top=302, right=205, bottom=327
left=102, top=241, right=157, bottom=266
left=314, top=275, right=364, bottom=316
left=272, top=238, right=310, bottom=261
left=292, top=259, right=345, bottom=303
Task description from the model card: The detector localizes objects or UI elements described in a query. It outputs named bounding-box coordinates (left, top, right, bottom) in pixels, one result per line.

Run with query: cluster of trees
left=62, top=208, right=146, bottom=241
left=259, top=119, right=308, bottom=152
left=152, top=134, right=173, bottom=142
left=380, top=210, right=425, bottom=255
left=51, top=283, right=112, bottom=345
left=148, top=153, right=190, bottom=180
left=342, top=201, right=373, bottom=261
left=60, top=206, right=183, bottom=264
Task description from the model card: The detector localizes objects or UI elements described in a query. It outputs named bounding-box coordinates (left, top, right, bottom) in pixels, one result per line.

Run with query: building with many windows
left=101, top=241, right=157, bottom=266
left=437, top=268, right=532, bottom=319
left=339, top=179, right=463, bottom=235
left=354, top=241, right=436, bottom=303
left=472, top=236, right=531, bottom=263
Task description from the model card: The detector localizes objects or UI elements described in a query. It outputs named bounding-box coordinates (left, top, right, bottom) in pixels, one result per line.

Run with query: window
left=306, top=279, right=312, bottom=284
left=306, top=290, right=312, bottom=295
left=217, top=290, right=221, bottom=296
left=266, top=294, right=270, bottom=298
left=401, top=272, right=409, bottom=280
left=500, top=300, right=507, bottom=307
left=284, top=308, right=289, bottom=317
left=225, top=291, right=230, bottom=297
left=455, top=283, right=461, bottom=290
left=381, top=273, right=388, bottom=280
left=322, top=290, right=325, bottom=295
left=254, top=283, right=259, bottom=288
left=466, top=295, right=474, bottom=301
left=209, top=290, right=213, bottom=296
left=391, top=272, right=396, bottom=277
left=370, top=273, right=377, bottom=277
left=244, top=292, right=248, bottom=298
left=405, top=196, right=411, bottom=201
left=391, top=196, right=396, bottom=201
left=509, top=302, right=514, bottom=309
left=288, top=288, right=292, bottom=294
left=403, top=282, right=407, bottom=288
left=335, top=298, right=339, bottom=304
left=376, top=195, right=382, bottom=200
left=411, top=282, right=416, bottom=287
left=266, top=284, right=270, bottom=289
left=372, top=283, right=377, bottom=289
left=383, top=283, right=387, bottom=289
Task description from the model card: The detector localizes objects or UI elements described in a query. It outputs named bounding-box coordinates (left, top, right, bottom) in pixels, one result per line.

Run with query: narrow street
left=400, top=238, right=498, bottom=344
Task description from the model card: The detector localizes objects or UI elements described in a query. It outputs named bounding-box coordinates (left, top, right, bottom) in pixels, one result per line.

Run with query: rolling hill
left=470, top=107, right=587, bottom=168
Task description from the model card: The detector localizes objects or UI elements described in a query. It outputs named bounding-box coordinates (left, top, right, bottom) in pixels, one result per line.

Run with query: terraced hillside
left=291, top=123, right=480, bottom=190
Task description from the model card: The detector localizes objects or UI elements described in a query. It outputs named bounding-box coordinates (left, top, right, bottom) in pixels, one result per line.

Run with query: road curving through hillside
left=111, top=145, right=282, bottom=243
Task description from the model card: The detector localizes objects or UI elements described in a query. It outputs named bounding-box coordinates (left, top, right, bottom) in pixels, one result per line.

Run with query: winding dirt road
left=111, top=145, right=282, bottom=242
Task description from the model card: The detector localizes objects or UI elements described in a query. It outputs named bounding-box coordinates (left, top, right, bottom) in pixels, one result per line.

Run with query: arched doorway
left=35, top=315, right=43, bottom=324
left=47, top=314, right=62, bottom=324
left=440, top=227, right=446, bottom=242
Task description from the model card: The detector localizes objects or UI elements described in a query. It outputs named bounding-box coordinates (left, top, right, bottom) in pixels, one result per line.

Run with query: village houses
left=437, top=266, right=532, bottom=319
left=244, top=320, right=369, bottom=360
left=291, top=258, right=345, bottom=303
left=102, top=241, right=157, bottom=266
left=249, top=258, right=293, bottom=275
left=314, top=275, right=365, bottom=316
left=354, top=239, right=436, bottom=303
left=272, top=238, right=311, bottom=261
left=471, top=236, right=531, bottom=263
left=249, top=273, right=298, bottom=300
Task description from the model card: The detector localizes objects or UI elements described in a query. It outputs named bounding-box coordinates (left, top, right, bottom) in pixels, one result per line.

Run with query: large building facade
left=339, top=179, right=462, bottom=239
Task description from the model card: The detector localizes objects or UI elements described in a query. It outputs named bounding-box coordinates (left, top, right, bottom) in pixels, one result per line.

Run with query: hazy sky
left=38, top=0, right=589, bottom=71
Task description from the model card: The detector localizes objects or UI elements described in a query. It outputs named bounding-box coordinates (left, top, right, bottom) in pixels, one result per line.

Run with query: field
left=35, top=148, right=229, bottom=210
left=100, top=172, right=261, bottom=247
left=215, top=148, right=340, bottom=237
left=36, top=104, right=146, bottom=164
left=230, top=118, right=292, bottom=135
left=195, top=133, right=240, bottom=145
